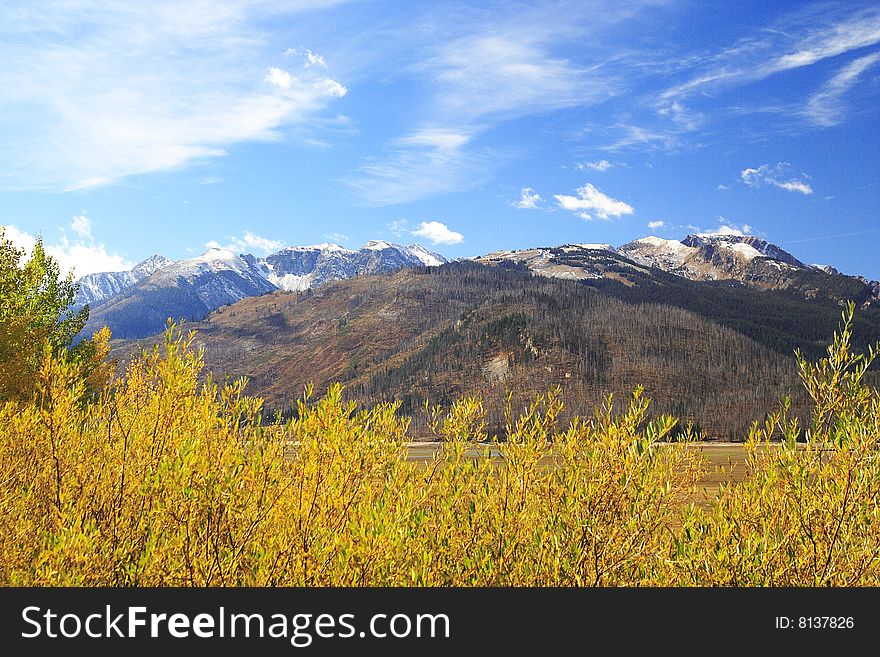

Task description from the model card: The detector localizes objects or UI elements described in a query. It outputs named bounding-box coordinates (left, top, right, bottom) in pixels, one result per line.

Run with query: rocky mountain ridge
left=78, top=241, right=446, bottom=339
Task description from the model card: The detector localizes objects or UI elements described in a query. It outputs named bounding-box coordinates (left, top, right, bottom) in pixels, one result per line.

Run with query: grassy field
left=406, top=442, right=752, bottom=507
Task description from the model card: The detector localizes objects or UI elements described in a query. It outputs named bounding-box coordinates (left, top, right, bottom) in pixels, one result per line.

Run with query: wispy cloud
left=387, top=219, right=408, bottom=238
left=398, top=129, right=471, bottom=151
left=661, top=8, right=880, bottom=103
left=0, top=1, right=348, bottom=191
left=512, top=187, right=542, bottom=209
left=804, top=52, right=880, bottom=126
left=576, top=160, right=614, bottom=172
left=347, top=3, right=629, bottom=205
left=411, top=221, right=463, bottom=245
left=741, top=163, right=813, bottom=194
left=761, top=10, right=880, bottom=76
left=656, top=100, right=703, bottom=131
left=324, top=232, right=349, bottom=243
left=554, top=183, right=635, bottom=221
left=348, top=131, right=494, bottom=206
left=647, top=220, right=665, bottom=230
left=426, top=31, right=601, bottom=124
left=601, top=124, right=682, bottom=152
left=206, top=231, right=284, bottom=255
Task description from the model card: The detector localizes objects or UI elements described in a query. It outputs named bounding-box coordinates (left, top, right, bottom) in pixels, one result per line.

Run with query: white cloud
left=52, top=241, right=134, bottom=277
left=208, top=231, right=284, bottom=255
left=512, top=187, right=542, bottom=209
left=554, top=183, right=635, bottom=221
left=716, top=184, right=729, bottom=190
left=411, top=221, right=463, bottom=245
left=265, top=67, right=294, bottom=89
left=0, top=1, right=348, bottom=191
left=2, top=222, right=132, bottom=277
left=804, top=52, right=880, bottom=126
left=741, top=163, right=813, bottom=194
left=304, top=49, right=327, bottom=68
left=647, top=220, right=665, bottom=230
left=577, top=160, right=614, bottom=172
left=70, top=213, right=93, bottom=240
left=1, top=224, right=37, bottom=254
left=698, top=223, right=753, bottom=237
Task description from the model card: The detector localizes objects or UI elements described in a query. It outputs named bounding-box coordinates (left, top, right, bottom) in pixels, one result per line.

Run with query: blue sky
left=1, top=0, right=878, bottom=279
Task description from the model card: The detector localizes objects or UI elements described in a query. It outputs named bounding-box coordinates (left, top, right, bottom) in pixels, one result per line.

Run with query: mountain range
left=476, top=233, right=879, bottom=307
left=79, top=233, right=880, bottom=342
left=78, top=241, right=446, bottom=339
left=101, top=232, right=880, bottom=440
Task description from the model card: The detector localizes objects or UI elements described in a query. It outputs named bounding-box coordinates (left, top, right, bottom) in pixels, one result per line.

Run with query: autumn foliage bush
left=672, top=304, right=880, bottom=585
left=0, top=306, right=877, bottom=586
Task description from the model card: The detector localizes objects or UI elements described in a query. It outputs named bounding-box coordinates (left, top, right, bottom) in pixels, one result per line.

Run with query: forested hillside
left=112, top=262, right=880, bottom=439
left=491, top=247, right=880, bottom=360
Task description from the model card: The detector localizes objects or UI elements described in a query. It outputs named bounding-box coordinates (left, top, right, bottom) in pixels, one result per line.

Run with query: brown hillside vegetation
left=116, top=263, right=812, bottom=439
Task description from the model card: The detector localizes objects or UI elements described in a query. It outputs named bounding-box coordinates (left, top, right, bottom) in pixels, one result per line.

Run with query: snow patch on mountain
left=570, top=243, right=617, bottom=252
left=268, top=273, right=314, bottom=292
left=403, top=243, right=445, bottom=267
left=729, top=242, right=762, bottom=260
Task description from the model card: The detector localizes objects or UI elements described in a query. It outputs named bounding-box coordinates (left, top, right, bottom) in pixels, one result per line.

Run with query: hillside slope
left=112, top=263, right=872, bottom=440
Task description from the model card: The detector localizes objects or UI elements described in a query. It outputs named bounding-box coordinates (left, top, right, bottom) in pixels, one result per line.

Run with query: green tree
left=0, top=228, right=107, bottom=402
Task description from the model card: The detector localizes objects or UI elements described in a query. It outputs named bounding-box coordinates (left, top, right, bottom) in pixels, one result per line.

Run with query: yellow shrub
left=1, top=305, right=877, bottom=587
left=671, top=304, right=880, bottom=585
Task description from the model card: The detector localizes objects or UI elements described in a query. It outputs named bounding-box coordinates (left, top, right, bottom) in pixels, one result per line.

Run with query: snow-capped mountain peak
left=682, top=234, right=806, bottom=268
left=130, top=254, right=172, bottom=279
left=404, top=243, right=445, bottom=267
left=290, top=242, right=352, bottom=252
left=477, top=234, right=878, bottom=307
left=192, top=247, right=241, bottom=265
left=153, top=248, right=258, bottom=282
left=74, top=253, right=171, bottom=309
left=260, top=240, right=447, bottom=292
left=633, top=236, right=693, bottom=252
left=78, top=239, right=449, bottom=338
